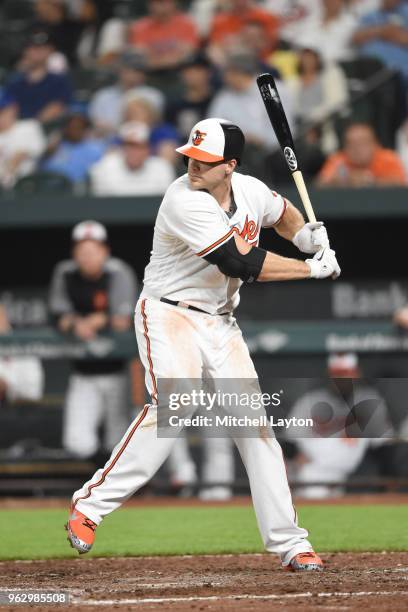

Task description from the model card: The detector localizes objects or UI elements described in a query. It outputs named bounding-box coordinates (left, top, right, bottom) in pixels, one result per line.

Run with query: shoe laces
left=297, top=552, right=317, bottom=560
left=82, top=518, right=97, bottom=532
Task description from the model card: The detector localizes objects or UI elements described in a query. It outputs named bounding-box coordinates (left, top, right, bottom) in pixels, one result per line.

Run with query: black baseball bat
left=256, top=73, right=316, bottom=222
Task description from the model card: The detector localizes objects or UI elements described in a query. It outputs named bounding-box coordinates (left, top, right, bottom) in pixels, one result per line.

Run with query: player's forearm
left=273, top=202, right=305, bottom=241
left=257, top=251, right=310, bottom=282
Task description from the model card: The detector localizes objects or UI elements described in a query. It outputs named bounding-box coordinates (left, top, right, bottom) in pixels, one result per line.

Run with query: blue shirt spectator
left=353, top=0, right=408, bottom=82
left=42, top=111, right=107, bottom=183
left=7, top=72, right=72, bottom=120
left=5, top=29, right=72, bottom=122
left=149, top=123, right=180, bottom=155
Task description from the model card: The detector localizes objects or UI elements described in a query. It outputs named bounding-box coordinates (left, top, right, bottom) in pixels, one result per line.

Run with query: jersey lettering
left=237, top=215, right=259, bottom=243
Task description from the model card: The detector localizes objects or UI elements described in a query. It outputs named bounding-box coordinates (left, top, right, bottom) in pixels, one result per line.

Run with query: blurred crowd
left=0, top=0, right=407, bottom=194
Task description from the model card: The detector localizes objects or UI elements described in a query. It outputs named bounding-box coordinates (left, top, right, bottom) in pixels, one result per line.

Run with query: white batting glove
left=306, top=247, right=341, bottom=280
left=292, top=222, right=329, bottom=254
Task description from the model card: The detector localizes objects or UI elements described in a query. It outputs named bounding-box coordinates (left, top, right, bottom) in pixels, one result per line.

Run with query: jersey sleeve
left=108, top=260, right=138, bottom=316
left=48, top=262, right=74, bottom=317
left=261, top=186, right=287, bottom=228
left=164, top=194, right=235, bottom=257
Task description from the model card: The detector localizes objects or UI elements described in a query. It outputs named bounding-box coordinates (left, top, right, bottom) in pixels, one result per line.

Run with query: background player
left=288, top=352, right=394, bottom=499
left=66, top=118, right=340, bottom=571
left=49, top=221, right=137, bottom=461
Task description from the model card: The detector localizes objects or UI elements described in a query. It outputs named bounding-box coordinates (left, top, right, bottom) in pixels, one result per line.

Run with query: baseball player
left=49, top=221, right=137, bottom=460
left=66, top=118, right=340, bottom=571
left=288, top=353, right=394, bottom=499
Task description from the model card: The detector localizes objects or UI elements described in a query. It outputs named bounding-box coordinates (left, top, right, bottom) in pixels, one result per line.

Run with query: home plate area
left=1, top=552, right=408, bottom=611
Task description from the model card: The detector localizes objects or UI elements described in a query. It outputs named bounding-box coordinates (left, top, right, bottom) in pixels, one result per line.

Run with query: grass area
left=0, top=504, right=407, bottom=561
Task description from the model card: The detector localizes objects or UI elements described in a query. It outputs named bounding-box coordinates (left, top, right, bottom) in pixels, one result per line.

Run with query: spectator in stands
left=189, top=0, right=218, bottom=36
left=41, top=107, right=107, bottom=184
left=287, top=48, right=349, bottom=153
left=293, top=0, right=358, bottom=62
left=49, top=221, right=137, bottom=460
left=288, top=353, right=393, bottom=499
left=128, top=0, right=200, bottom=71
left=33, top=0, right=83, bottom=66
left=209, top=53, right=294, bottom=151
left=89, top=50, right=164, bottom=136
left=0, top=305, right=44, bottom=406
left=74, top=0, right=126, bottom=66
left=0, top=94, right=46, bottom=189
left=352, top=0, right=408, bottom=84
left=318, top=122, right=407, bottom=186
left=347, top=0, right=381, bottom=18
left=89, top=122, right=175, bottom=196
left=166, top=52, right=216, bottom=140
left=208, top=0, right=279, bottom=66
left=235, top=20, right=276, bottom=64
left=123, top=95, right=179, bottom=164
left=5, top=30, right=72, bottom=123
left=263, top=0, right=321, bottom=47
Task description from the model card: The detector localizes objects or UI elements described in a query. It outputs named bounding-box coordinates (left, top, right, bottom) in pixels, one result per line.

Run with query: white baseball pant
left=63, top=372, right=129, bottom=459
left=72, top=297, right=313, bottom=565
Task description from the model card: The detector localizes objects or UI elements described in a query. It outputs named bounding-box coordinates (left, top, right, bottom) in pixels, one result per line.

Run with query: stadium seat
left=13, top=172, right=74, bottom=195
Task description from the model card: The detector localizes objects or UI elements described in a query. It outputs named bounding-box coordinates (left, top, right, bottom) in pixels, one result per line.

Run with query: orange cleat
left=65, top=509, right=97, bottom=554
left=285, top=551, right=323, bottom=571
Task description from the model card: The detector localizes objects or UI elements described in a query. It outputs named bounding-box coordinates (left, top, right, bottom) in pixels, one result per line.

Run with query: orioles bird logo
left=192, top=130, right=207, bottom=146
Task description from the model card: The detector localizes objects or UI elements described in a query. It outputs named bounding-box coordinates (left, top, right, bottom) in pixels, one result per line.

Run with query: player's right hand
left=306, top=247, right=341, bottom=280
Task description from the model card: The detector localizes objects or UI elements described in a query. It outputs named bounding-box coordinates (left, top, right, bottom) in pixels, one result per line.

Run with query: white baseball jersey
left=141, top=172, right=286, bottom=314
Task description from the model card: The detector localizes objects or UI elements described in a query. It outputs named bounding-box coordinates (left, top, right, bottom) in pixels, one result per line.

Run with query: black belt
left=160, top=297, right=229, bottom=316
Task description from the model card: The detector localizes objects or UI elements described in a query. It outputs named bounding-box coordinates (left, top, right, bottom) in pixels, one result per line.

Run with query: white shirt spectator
left=262, top=0, right=321, bottom=44
left=294, top=10, right=358, bottom=62
left=97, top=18, right=126, bottom=58
left=90, top=150, right=175, bottom=196
left=287, top=61, right=349, bottom=153
left=77, top=19, right=126, bottom=64
left=0, top=119, right=46, bottom=188
left=89, top=85, right=165, bottom=133
left=348, top=0, right=380, bottom=18
left=189, top=0, right=217, bottom=36
left=208, top=79, right=294, bottom=151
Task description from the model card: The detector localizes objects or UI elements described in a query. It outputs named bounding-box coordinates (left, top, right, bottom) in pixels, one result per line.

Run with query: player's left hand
left=292, top=222, right=329, bottom=254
